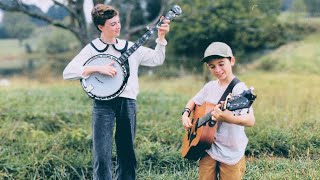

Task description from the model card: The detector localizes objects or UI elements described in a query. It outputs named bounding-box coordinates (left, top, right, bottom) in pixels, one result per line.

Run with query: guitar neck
left=197, top=111, right=214, bottom=128
left=196, top=93, right=255, bottom=128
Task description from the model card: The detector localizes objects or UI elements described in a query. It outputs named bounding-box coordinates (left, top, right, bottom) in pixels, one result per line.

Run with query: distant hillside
left=252, top=32, right=320, bottom=74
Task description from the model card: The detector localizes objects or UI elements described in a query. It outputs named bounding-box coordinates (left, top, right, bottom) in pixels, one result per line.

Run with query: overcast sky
left=0, top=0, right=93, bottom=22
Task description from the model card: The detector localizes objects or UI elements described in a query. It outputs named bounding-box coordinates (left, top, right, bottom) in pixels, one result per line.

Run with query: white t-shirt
left=63, top=38, right=167, bottom=100
left=193, top=79, right=253, bottom=165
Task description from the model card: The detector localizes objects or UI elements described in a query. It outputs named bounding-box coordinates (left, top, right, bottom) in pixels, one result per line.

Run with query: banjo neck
left=118, top=27, right=155, bottom=64
left=118, top=5, right=182, bottom=65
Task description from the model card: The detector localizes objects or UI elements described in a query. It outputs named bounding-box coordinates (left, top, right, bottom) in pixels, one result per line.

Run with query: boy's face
left=99, top=15, right=121, bottom=38
left=206, top=57, right=235, bottom=80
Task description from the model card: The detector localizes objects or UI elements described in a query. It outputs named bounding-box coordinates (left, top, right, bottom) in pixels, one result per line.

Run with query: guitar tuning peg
left=146, top=26, right=150, bottom=30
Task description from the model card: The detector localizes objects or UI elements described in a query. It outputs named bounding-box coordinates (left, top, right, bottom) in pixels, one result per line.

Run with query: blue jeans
left=92, top=97, right=137, bottom=180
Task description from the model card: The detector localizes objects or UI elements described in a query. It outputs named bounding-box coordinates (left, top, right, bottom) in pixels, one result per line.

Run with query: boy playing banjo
left=63, top=4, right=171, bottom=180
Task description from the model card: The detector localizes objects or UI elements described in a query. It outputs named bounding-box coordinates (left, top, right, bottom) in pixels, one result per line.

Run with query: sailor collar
left=90, top=38, right=128, bottom=53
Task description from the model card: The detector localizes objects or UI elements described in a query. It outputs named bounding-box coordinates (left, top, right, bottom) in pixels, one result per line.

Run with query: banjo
left=81, top=5, right=182, bottom=100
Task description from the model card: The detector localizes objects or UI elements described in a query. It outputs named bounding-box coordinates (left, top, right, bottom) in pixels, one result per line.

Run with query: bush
left=38, top=29, right=78, bottom=54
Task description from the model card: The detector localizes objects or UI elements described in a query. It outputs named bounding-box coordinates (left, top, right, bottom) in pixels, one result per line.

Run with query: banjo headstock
left=164, top=5, right=182, bottom=20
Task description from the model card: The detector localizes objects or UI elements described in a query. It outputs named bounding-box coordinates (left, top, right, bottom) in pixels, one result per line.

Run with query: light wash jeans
left=92, top=97, right=137, bottom=180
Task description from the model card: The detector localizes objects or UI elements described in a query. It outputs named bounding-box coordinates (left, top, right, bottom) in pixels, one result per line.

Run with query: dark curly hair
left=91, top=4, right=119, bottom=32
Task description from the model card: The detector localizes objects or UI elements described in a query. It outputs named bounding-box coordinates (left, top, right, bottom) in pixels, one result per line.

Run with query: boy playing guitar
left=181, top=42, right=255, bottom=179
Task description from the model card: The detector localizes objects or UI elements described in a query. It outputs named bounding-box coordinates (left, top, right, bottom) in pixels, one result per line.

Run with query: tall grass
left=0, top=73, right=319, bottom=179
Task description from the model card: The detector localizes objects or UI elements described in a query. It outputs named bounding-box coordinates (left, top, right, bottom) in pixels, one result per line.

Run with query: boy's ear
left=230, top=57, right=236, bottom=66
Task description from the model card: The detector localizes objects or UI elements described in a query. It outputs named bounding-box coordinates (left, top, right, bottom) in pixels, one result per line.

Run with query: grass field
left=0, top=72, right=319, bottom=179
left=1, top=17, right=320, bottom=179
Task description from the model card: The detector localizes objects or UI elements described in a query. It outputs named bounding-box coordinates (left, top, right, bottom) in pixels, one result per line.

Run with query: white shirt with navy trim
left=63, top=38, right=167, bottom=100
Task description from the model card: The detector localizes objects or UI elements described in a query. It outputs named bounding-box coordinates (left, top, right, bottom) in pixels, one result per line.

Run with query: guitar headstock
left=224, top=87, right=257, bottom=111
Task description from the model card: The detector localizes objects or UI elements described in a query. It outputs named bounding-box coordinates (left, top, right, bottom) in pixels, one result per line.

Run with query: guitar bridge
left=188, top=129, right=197, bottom=146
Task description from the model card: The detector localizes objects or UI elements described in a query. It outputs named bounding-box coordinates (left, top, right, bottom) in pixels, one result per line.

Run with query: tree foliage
left=47, top=4, right=69, bottom=20
left=39, top=29, right=78, bottom=54
left=167, top=0, right=283, bottom=63
left=2, top=12, right=35, bottom=42
left=304, top=0, right=320, bottom=16
left=291, top=0, right=307, bottom=14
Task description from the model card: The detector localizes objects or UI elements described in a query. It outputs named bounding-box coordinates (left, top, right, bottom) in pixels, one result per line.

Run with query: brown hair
left=91, top=4, right=119, bottom=31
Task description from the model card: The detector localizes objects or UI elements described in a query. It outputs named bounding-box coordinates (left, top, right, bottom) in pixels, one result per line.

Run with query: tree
left=281, top=0, right=293, bottom=11
left=39, top=29, right=78, bottom=54
left=0, top=0, right=169, bottom=47
left=47, top=4, right=69, bottom=20
left=107, top=0, right=168, bottom=40
left=304, top=0, right=320, bottom=17
left=0, top=23, right=9, bottom=38
left=291, top=0, right=307, bottom=14
left=2, top=12, right=35, bottom=43
left=168, top=0, right=282, bottom=61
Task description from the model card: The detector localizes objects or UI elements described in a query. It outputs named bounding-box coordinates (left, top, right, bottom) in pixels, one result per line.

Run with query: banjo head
left=81, top=54, right=128, bottom=100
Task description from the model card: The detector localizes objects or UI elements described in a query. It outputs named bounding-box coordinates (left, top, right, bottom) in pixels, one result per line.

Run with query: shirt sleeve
left=135, top=38, right=167, bottom=66
left=192, top=84, right=209, bottom=105
left=63, top=45, right=93, bottom=80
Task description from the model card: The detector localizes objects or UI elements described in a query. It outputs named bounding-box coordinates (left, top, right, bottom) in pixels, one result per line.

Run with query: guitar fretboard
left=196, top=89, right=256, bottom=128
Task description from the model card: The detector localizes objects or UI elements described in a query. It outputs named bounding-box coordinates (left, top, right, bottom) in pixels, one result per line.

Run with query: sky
left=0, top=0, right=94, bottom=22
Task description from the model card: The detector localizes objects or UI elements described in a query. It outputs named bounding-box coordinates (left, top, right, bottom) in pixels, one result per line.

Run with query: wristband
left=181, top=108, right=191, bottom=117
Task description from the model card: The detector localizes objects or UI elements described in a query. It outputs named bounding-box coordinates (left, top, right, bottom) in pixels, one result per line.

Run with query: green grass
left=1, top=16, right=320, bottom=179
left=0, top=73, right=319, bottom=179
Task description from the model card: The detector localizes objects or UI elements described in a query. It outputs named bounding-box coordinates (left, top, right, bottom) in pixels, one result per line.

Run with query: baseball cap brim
left=201, top=55, right=230, bottom=63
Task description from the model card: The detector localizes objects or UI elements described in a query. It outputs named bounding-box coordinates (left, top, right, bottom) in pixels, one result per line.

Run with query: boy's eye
left=110, top=21, right=120, bottom=26
left=219, top=63, right=224, bottom=66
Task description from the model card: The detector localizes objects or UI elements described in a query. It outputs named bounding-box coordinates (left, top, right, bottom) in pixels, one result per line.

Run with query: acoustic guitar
left=181, top=88, right=257, bottom=160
